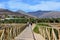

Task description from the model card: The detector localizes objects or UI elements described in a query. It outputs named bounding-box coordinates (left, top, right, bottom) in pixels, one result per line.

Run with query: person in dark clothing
left=29, top=22, right=32, bottom=25
left=31, top=22, right=32, bottom=25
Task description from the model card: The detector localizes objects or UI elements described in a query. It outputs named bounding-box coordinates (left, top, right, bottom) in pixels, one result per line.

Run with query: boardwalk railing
left=39, top=26, right=60, bottom=40
left=0, top=24, right=27, bottom=40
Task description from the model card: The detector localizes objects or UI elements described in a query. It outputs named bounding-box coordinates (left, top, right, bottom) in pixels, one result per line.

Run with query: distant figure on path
left=29, top=22, right=32, bottom=26
left=27, top=22, right=32, bottom=25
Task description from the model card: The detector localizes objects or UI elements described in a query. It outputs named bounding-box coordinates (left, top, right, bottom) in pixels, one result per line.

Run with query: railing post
left=52, top=28, right=57, bottom=40
left=10, top=27, right=12, bottom=40
left=43, top=27, right=46, bottom=40
left=7, top=28, right=10, bottom=40
left=58, top=29, right=60, bottom=40
left=0, top=30, right=5, bottom=40
left=15, top=27, right=17, bottom=36
left=40, top=27, right=43, bottom=36
left=17, top=27, right=19, bottom=35
left=13, top=27, right=15, bottom=38
left=46, top=27, right=51, bottom=40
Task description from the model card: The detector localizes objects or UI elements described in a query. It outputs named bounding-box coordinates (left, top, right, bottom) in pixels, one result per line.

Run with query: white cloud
left=30, top=1, right=60, bottom=11
left=7, top=1, right=60, bottom=11
left=7, top=1, right=32, bottom=11
left=0, top=0, right=60, bottom=12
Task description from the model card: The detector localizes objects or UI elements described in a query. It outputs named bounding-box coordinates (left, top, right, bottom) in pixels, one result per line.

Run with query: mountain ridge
left=0, top=9, right=60, bottom=18
left=0, top=9, right=36, bottom=18
left=28, top=10, right=60, bottom=18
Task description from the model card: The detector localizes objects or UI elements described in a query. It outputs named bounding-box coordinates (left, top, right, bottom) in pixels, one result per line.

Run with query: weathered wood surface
left=15, top=24, right=34, bottom=40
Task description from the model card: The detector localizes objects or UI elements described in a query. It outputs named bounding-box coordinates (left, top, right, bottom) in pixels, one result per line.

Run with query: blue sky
left=0, top=0, right=60, bottom=12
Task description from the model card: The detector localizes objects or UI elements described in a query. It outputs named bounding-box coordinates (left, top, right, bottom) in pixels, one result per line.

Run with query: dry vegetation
left=50, top=23, right=60, bottom=27
left=0, top=23, right=26, bottom=27
left=0, top=30, right=3, bottom=36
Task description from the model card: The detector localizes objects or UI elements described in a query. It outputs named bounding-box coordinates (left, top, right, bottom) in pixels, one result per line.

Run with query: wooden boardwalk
left=13, top=23, right=60, bottom=40
left=14, top=24, right=34, bottom=40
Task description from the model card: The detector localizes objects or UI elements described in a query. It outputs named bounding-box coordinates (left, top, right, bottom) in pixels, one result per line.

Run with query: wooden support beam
left=52, top=28, right=57, bottom=40
left=46, top=27, right=51, bottom=40
left=58, top=29, right=60, bottom=40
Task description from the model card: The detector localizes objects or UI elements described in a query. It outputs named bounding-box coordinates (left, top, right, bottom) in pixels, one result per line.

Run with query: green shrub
left=33, top=25, right=39, bottom=34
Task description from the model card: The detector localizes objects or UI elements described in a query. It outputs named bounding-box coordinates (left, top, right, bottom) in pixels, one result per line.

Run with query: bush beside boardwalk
left=33, top=23, right=51, bottom=34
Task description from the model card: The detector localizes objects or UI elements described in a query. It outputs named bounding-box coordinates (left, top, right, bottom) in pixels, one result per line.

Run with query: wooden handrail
left=0, top=29, right=5, bottom=40
left=0, top=24, right=27, bottom=40
left=39, top=26, right=60, bottom=40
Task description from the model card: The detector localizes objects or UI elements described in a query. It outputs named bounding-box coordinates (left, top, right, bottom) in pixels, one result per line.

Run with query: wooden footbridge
left=0, top=24, right=36, bottom=40
left=15, top=24, right=35, bottom=40
left=0, top=23, right=60, bottom=40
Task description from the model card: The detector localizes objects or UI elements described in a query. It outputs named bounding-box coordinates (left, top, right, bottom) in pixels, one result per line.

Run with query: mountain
left=0, top=9, right=36, bottom=18
left=28, top=10, right=60, bottom=18
left=1, top=9, right=60, bottom=18
left=28, top=10, right=51, bottom=18
left=17, top=10, right=37, bottom=18
left=39, top=11, right=60, bottom=18
left=0, top=9, right=24, bottom=16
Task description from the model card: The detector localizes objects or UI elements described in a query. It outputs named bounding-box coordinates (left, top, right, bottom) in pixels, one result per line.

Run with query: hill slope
left=0, top=9, right=36, bottom=18
left=39, top=11, right=60, bottom=18
left=28, top=11, right=60, bottom=18
left=28, top=10, right=51, bottom=18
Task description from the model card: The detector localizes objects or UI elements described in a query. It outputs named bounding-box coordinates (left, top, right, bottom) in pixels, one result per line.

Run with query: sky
left=0, top=0, right=60, bottom=12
